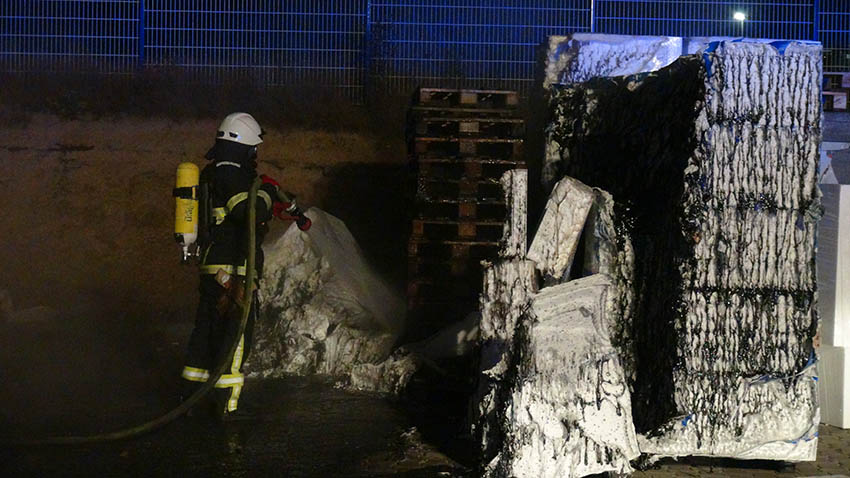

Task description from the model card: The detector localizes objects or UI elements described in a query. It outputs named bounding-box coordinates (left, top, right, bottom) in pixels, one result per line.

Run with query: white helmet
left=216, top=112, right=263, bottom=146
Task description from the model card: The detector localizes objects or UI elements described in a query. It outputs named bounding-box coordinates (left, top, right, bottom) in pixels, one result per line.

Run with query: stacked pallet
left=824, top=71, right=849, bottom=112
left=407, top=88, right=526, bottom=334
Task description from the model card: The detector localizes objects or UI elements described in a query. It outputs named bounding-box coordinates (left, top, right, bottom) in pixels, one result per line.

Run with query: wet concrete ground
left=2, top=377, right=470, bottom=477
left=3, top=373, right=848, bottom=477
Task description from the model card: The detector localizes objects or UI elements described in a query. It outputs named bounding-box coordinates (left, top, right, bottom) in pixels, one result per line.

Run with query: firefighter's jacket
left=199, top=154, right=276, bottom=277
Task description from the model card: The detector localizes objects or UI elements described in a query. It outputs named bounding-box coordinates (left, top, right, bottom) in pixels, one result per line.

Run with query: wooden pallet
left=411, top=218, right=504, bottom=242
left=408, top=238, right=500, bottom=262
left=416, top=157, right=526, bottom=180
left=405, top=299, right=481, bottom=330
left=408, top=255, right=488, bottom=278
left=417, top=88, right=519, bottom=109
left=411, top=116, right=525, bottom=138
left=824, top=90, right=848, bottom=112
left=824, top=72, right=850, bottom=90
left=409, top=105, right=521, bottom=119
left=414, top=199, right=507, bottom=222
left=413, top=136, right=523, bottom=158
left=407, top=276, right=483, bottom=301
left=406, top=87, right=522, bottom=331
left=417, top=176, right=504, bottom=202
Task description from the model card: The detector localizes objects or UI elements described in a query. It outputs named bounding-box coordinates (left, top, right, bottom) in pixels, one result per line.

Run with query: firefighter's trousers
left=181, top=274, right=256, bottom=415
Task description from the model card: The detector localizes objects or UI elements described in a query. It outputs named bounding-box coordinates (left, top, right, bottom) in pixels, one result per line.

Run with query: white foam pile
left=484, top=275, right=639, bottom=477
left=246, top=208, right=408, bottom=391
left=348, top=312, right=482, bottom=395
left=543, top=38, right=822, bottom=462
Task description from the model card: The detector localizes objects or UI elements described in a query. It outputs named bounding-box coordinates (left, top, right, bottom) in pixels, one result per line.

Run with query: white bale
left=818, top=345, right=850, bottom=429
left=819, top=184, right=850, bottom=348
left=817, top=184, right=850, bottom=428
left=639, top=364, right=819, bottom=461
left=487, top=274, right=639, bottom=478
left=527, top=176, right=595, bottom=281
left=473, top=259, right=538, bottom=453
left=247, top=208, right=405, bottom=379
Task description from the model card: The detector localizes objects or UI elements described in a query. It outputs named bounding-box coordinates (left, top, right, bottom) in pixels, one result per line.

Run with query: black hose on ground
left=9, top=178, right=261, bottom=446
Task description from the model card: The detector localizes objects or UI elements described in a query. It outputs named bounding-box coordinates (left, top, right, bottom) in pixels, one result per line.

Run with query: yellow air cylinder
left=174, top=162, right=200, bottom=261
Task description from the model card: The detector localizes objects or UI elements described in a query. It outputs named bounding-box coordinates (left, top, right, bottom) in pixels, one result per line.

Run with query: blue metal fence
left=0, top=0, right=140, bottom=73
left=820, top=0, right=850, bottom=71
left=595, top=1, right=817, bottom=40
left=369, top=0, right=591, bottom=95
left=143, top=1, right=367, bottom=94
left=1, top=1, right=848, bottom=97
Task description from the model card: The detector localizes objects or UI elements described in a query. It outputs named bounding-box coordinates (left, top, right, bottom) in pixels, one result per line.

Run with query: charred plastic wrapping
left=471, top=170, right=537, bottom=459
left=473, top=39, right=822, bottom=477
left=471, top=171, right=640, bottom=476
left=543, top=41, right=822, bottom=461
left=484, top=275, right=641, bottom=478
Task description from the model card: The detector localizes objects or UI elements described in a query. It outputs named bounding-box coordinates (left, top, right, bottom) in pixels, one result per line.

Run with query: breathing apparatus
left=173, top=162, right=201, bottom=263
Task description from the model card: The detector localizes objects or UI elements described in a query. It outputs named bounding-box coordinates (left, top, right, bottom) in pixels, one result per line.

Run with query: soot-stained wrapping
left=246, top=208, right=405, bottom=383
left=546, top=41, right=821, bottom=460
left=473, top=259, right=538, bottom=460
left=548, top=56, right=706, bottom=433
left=471, top=169, right=537, bottom=461
left=500, top=170, right=528, bottom=259
left=474, top=172, right=642, bottom=476
left=484, top=275, right=639, bottom=478
left=581, top=189, right=637, bottom=385
left=544, top=34, right=687, bottom=90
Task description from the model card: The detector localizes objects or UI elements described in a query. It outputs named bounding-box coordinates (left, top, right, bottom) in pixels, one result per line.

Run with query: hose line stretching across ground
left=9, top=177, right=261, bottom=446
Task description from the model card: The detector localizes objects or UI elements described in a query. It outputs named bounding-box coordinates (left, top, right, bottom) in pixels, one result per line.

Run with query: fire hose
left=9, top=178, right=262, bottom=446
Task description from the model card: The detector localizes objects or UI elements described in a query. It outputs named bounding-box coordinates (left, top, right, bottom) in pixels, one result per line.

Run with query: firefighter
left=180, top=112, right=307, bottom=421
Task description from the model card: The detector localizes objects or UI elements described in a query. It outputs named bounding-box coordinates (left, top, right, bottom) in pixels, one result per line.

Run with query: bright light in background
left=733, top=12, right=747, bottom=22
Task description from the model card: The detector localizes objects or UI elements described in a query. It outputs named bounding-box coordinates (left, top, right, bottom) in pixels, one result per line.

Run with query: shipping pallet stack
left=407, top=88, right=526, bottom=334
left=824, top=71, right=849, bottom=112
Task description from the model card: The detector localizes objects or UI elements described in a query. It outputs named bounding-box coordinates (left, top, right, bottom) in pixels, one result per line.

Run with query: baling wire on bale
left=8, top=178, right=262, bottom=446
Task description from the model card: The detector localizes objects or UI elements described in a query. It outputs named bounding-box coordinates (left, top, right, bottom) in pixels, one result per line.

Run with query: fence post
left=363, top=0, right=372, bottom=103
left=590, top=0, right=596, bottom=33
left=812, top=0, right=820, bottom=42
left=138, top=0, right=145, bottom=68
